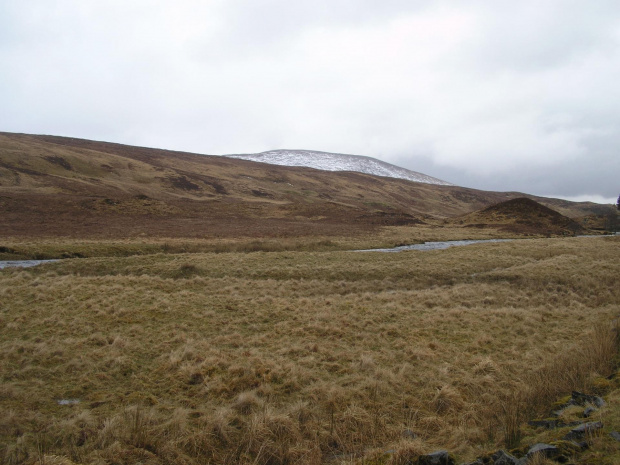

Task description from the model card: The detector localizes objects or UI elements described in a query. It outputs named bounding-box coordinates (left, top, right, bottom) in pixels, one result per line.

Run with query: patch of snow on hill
left=227, top=150, right=452, bottom=186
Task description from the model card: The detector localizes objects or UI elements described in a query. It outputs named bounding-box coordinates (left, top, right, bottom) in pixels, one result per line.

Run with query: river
left=0, top=260, right=59, bottom=269
left=355, top=238, right=514, bottom=253
left=355, top=234, right=618, bottom=252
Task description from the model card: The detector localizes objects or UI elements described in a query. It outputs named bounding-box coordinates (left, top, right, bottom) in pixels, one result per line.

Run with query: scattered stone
left=417, top=450, right=455, bottom=465
left=56, top=399, right=80, bottom=405
left=569, top=391, right=606, bottom=408
left=528, top=418, right=580, bottom=429
left=563, top=421, right=603, bottom=440
left=526, top=443, right=560, bottom=460
left=583, top=406, right=596, bottom=418
left=491, top=450, right=520, bottom=465
left=393, top=392, right=608, bottom=465
left=552, top=440, right=588, bottom=455
left=552, top=391, right=606, bottom=414
left=528, top=418, right=559, bottom=429
left=575, top=441, right=589, bottom=450
left=610, top=431, right=620, bottom=442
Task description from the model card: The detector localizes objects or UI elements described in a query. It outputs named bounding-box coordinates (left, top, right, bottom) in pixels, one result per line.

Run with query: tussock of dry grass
left=0, top=225, right=525, bottom=260
left=0, top=236, right=619, bottom=464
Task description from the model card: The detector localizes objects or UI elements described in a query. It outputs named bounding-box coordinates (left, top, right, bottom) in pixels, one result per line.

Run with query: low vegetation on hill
left=0, top=132, right=614, bottom=239
left=449, top=198, right=586, bottom=236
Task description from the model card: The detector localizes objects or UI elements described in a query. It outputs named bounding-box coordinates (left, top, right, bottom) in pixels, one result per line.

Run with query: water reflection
left=0, top=260, right=59, bottom=269
left=356, top=239, right=514, bottom=253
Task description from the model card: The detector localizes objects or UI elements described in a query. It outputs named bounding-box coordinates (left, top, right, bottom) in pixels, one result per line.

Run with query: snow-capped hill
left=227, top=150, right=452, bottom=186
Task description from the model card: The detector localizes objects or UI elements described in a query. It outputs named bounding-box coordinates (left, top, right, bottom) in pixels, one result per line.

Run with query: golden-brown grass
left=0, top=225, right=527, bottom=260
left=0, top=235, right=619, bottom=464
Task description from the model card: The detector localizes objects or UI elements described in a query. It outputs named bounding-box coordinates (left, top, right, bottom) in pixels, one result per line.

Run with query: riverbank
left=1, top=226, right=613, bottom=261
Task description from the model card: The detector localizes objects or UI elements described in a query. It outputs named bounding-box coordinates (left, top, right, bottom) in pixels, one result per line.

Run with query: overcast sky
left=1, top=1, right=619, bottom=204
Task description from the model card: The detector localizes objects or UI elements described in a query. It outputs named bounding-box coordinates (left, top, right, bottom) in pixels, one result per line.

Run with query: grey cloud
left=396, top=150, right=619, bottom=203
left=464, top=1, right=620, bottom=72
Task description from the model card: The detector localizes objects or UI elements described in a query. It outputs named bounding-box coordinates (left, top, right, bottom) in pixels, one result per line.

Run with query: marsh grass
left=0, top=225, right=523, bottom=260
left=0, top=236, right=619, bottom=464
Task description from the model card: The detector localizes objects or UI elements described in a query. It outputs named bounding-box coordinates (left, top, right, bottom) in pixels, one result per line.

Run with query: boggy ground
left=0, top=225, right=525, bottom=260
left=0, top=234, right=619, bottom=464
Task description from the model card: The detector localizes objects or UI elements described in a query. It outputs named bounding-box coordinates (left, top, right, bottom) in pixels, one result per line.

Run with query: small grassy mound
left=452, top=197, right=586, bottom=236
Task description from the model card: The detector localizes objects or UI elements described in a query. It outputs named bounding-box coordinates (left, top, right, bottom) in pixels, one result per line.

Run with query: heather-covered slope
left=0, top=132, right=611, bottom=238
left=450, top=197, right=586, bottom=236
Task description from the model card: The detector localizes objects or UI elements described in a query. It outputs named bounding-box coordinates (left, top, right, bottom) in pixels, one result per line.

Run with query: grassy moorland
left=0, top=225, right=523, bottom=260
left=1, top=233, right=619, bottom=464
left=1, top=132, right=613, bottom=241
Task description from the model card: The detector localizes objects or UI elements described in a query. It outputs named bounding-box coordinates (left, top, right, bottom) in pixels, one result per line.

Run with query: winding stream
left=355, top=238, right=514, bottom=252
left=356, top=233, right=618, bottom=253
left=0, top=260, right=58, bottom=269
left=0, top=234, right=616, bottom=266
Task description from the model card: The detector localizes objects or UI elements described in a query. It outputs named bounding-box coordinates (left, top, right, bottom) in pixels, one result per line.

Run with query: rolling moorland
left=0, top=132, right=614, bottom=242
left=1, top=132, right=619, bottom=465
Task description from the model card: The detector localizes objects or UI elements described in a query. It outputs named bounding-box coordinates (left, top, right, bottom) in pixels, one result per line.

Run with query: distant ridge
left=0, top=132, right=612, bottom=239
left=227, top=149, right=452, bottom=186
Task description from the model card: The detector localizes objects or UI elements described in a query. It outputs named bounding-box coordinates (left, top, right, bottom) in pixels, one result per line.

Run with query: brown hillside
left=0, top=132, right=608, bottom=238
left=450, top=197, right=586, bottom=236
